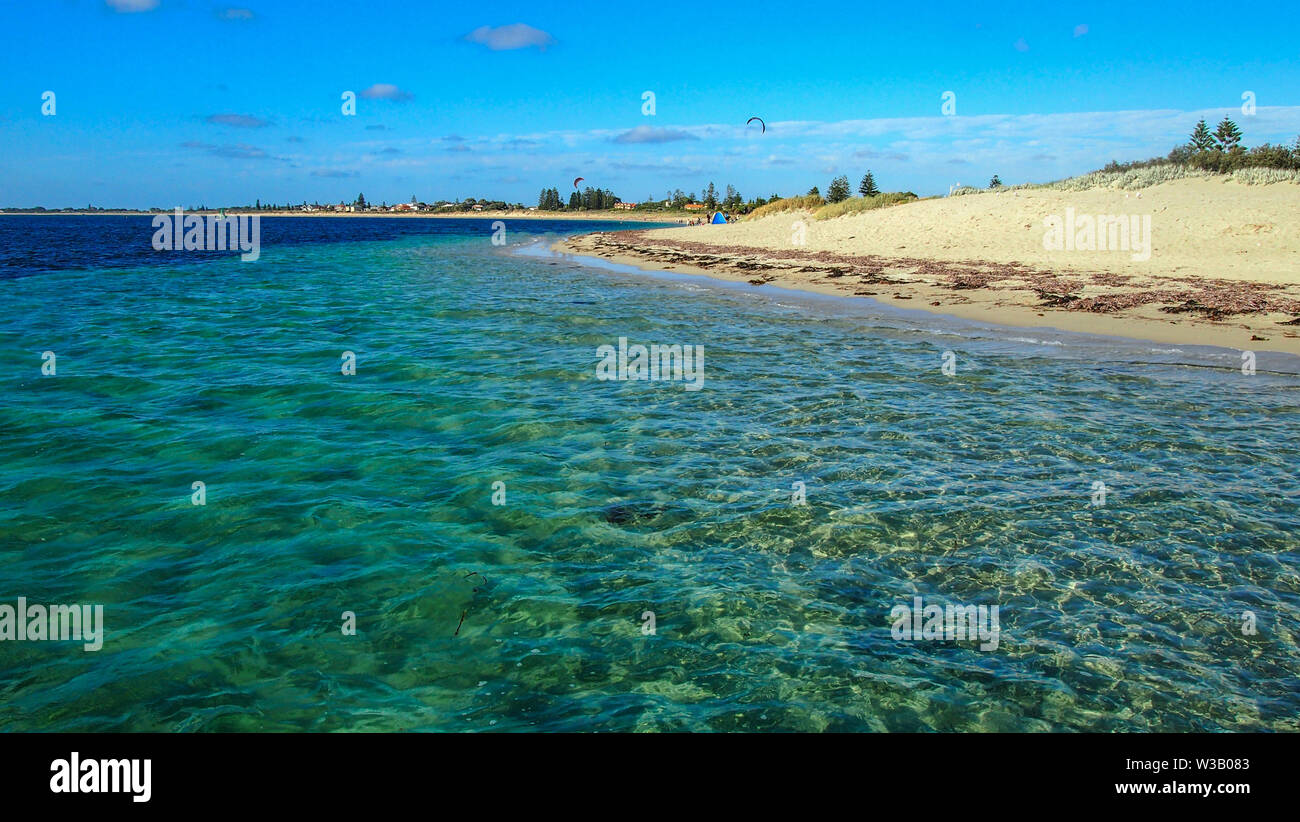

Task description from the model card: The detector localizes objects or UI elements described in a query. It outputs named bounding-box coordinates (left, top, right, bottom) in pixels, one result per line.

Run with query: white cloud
left=106, top=0, right=158, bottom=11
left=359, top=84, right=413, bottom=102
left=611, top=126, right=699, bottom=144
left=463, top=23, right=555, bottom=51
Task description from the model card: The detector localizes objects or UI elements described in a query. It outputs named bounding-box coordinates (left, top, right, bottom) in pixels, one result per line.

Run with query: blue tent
left=710, top=211, right=727, bottom=224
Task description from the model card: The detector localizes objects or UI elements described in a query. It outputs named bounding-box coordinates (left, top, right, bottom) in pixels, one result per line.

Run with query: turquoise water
left=1, top=216, right=1297, bottom=732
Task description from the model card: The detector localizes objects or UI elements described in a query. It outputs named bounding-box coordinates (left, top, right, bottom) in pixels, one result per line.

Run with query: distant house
left=471, top=204, right=485, bottom=211
left=614, top=202, right=637, bottom=210
left=394, top=202, right=415, bottom=212
left=684, top=203, right=705, bottom=211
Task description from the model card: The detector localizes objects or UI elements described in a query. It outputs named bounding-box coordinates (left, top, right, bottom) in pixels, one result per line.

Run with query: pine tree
left=1189, top=119, right=1215, bottom=152
left=827, top=175, right=851, bottom=203
left=859, top=171, right=879, bottom=197
left=704, top=182, right=718, bottom=209
left=1214, top=117, right=1243, bottom=152
left=989, top=174, right=1003, bottom=188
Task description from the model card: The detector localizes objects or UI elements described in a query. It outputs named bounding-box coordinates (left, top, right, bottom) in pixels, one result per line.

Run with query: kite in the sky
left=573, top=177, right=585, bottom=188
left=746, top=116, right=765, bottom=133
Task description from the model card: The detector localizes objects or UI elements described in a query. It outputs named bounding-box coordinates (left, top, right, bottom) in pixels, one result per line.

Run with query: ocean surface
left=1, top=215, right=1297, bottom=732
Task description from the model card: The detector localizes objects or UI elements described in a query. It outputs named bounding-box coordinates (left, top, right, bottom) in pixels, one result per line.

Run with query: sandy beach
left=2, top=209, right=685, bottom=223
left=559, top=177, right=1300, bottom=355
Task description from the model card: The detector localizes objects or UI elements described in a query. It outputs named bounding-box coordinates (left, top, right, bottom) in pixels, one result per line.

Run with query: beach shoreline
left=556, top=178, right=1300, bottom=356
left=0, top=210, right=685, bottom=223
left=555, top=231, right=1300, bottom=356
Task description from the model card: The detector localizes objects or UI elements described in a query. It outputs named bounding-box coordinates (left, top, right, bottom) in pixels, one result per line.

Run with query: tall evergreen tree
left=1214, top=117, right=1243, bottom=152
left=827, top=175, right=851, bottom=203
left=859, top=171, right=879, bottom=197
left=988, top=174, right=1003, bottom=188
left=1189, top=119, right=1215, bottom=152
left=704, top=182, right=718, bottom=209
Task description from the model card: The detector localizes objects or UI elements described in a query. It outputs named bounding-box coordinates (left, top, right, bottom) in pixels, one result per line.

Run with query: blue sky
left=2, top=0, right=1298, bottom=207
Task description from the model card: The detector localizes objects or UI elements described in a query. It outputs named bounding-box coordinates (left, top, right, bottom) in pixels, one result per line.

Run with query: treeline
left=538, top=186, right=621, bottom=210
left=534, top=181, right=794, bottom=214
left=661, top=183, right=780, bottom=214
left=1102, top=118, right=1300, bottom=174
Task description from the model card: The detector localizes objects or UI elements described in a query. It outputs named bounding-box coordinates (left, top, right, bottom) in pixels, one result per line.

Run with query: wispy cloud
left=311, top=169, right=358, bottom=178
left=106, top=0, right=158, bottom=12
left=217, top=7, right=255, bottom=21
left=359, top=84, right=413, bottom=102
left=1073, top=24, right=1089, bottom=37
left=463, top=23, right=554, bottom=51
left=854, top=147, right=909, bottom=162
left=611, top=125, right=699, bottom=144
left=1014, top=38, right=1030, bottom=52
left=206, top=113, right=270, bottom=128
left=181, top=141, right=280, bottom=160
left=609, top=160, right=703, bottom=175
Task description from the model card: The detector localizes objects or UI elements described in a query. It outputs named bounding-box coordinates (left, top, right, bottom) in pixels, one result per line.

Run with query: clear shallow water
left=1, top=215, right=1297, bottom=732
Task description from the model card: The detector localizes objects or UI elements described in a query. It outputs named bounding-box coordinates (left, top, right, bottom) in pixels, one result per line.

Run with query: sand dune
left=646, top=177, right=1300, bottom=283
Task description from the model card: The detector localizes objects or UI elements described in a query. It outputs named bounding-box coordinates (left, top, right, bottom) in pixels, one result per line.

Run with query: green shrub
left=745, top=194, right=827, bottom=219
left=811, top=191, right=918, bottom=220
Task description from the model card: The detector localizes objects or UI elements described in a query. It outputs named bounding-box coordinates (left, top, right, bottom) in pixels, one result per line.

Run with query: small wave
left=1007, top=336, right=1065, bottom=346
